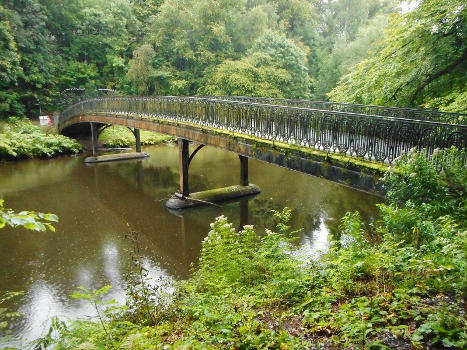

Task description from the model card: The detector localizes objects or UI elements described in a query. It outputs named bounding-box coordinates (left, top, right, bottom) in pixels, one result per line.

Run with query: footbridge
left=58, top=96, right=466, bottom=207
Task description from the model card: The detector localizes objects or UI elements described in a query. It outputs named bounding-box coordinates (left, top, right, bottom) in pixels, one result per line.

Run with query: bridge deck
left=59, top=96, right=466, bottom=163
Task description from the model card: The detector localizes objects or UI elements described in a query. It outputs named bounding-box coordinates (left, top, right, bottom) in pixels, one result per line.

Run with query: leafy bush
left=0, top=118, right=81, bottom=160
left=413, top=306, right=466, bottom=349
left=383, top=147, right=467, bottom=222
left=192, top=213, right=302, bottom=297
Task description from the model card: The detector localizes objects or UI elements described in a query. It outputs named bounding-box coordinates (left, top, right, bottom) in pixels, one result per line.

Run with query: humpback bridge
left=58, top=96, right=466, bottom=206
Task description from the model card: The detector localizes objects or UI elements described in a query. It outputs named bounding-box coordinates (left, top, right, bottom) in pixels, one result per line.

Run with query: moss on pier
left=166, top=184, right=261, bottom=209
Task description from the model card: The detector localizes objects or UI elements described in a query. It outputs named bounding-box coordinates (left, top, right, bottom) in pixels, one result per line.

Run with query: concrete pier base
left=84, top=152, right=150, bottom=163
left=166, top=184, right=260, bottom=209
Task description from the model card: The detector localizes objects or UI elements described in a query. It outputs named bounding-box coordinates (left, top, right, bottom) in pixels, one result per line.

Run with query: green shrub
left=0, top=118, right=81, bottom=160
left=413, top=306, right=466, bottom=349
left=383, top=147, right=467, bottom=222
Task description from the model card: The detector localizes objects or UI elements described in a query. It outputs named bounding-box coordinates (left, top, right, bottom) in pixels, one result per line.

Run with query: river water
left=0, top=144, right=382, bottom=348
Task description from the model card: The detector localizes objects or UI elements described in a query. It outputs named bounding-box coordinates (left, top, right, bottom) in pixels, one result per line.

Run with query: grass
left=98, top=125, right=175, bottom=148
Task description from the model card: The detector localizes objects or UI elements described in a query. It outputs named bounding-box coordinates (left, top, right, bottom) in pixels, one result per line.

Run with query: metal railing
left=210, top=96, right=467, bottom=125
left=59, top=96, right=467, bottom=164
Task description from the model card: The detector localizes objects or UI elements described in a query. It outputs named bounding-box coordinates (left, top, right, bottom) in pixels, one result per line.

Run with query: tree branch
left=410, top=49, right=467, bottom=105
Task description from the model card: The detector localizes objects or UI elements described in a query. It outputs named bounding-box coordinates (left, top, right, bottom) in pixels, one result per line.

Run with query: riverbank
left=0, top=118, right=81, bottom=161
left=99, top=125, right=175, bottom=148
left=0, top=119, right=174, bottom=161
left=39, top=148, right=466, bottom=350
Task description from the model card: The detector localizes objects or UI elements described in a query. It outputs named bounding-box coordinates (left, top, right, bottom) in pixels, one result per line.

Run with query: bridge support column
left=90, top=122, right=98, bottom=156
left=135, top=129, right=141, bottom=152
left=178, top=138, right=190, bottom=198
left=239, top=155, right=248, bottom=186
left=84, top=125, right=149, bottom=163
left=166, top=142, right=260, bottom=210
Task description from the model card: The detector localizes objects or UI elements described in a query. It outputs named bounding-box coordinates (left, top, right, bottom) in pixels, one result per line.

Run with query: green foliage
left=199, top=57, right=287, bottom=98
left=303, top=148, right=467, bottom=348
left=192, top=211, right=302, bottom=298
left=0, top=291, right=24, bottom=336
left=329, top=0, right=467, bottom=112
left=413, top=305, right=466, bottom=349
left=248, top=30, right=311, bottom=99
left=202, top=31, right=310, bottom=99
left=57, top=61, right=100, bottom=91
left=313, top=13, right=390, bottom=99
left=127, top=0, right=395, bottom=98
left=0, top=0, right=401, bottom=115
left=0, top=4, right=22, bottom=117
left=123, top=228, right=171, bottom=327
left=0, top=118, right=81, bottom=160
left=126, top=44, right=157, bottom=94
left=71, top=285, right=121, bottom=335
left=98, top=125, right=174, bottom=148
left=0, top=0, right=144, bottom=117
left=63, top=0, right=138, bottom=90
left=1, top=0, right=59, bottom=117
left=382, top=147, right=467, bottom=222
left=47, top=286, right=136, bottom=350
left=34, top=317, right=68, bottom=350
left=130, top=0, right=164, bottom=32
left=0, top=199, right=58, bottom=232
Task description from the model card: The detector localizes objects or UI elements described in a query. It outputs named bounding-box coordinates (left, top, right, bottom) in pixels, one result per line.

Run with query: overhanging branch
left=410, top=48, right=467, bottom=105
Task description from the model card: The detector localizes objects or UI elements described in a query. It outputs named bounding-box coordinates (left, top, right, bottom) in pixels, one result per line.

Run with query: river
left=0, top=144, right=382, bottom=348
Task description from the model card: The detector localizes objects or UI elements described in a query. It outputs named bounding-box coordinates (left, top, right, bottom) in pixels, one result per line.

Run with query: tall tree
left=139, top=0, right=275, bottom=95
left=313, top=13, right=390, bottom=99
left=201, top=31, right=310, bottom=99
left=0, top=4, right=22, bottom=117
left=310, top=0, right=395, bottom=99
left=2, top=0, right=57, bottom=116
left=126, top=44, right=157, bottom=94
left=64, top=0, right=137, bottom=89
left=329, top=0, right=467, bottom=112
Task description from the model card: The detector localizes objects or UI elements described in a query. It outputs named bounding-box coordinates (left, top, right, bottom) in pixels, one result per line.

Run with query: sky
left=399, top=0, right=421, bottom=13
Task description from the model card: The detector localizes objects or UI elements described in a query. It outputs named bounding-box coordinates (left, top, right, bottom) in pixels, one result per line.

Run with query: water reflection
left=102, top=242, right=123, bottom=293
left=296, top=218, right=331, bottom=260
left=0, top=144, right=382, bottom=348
